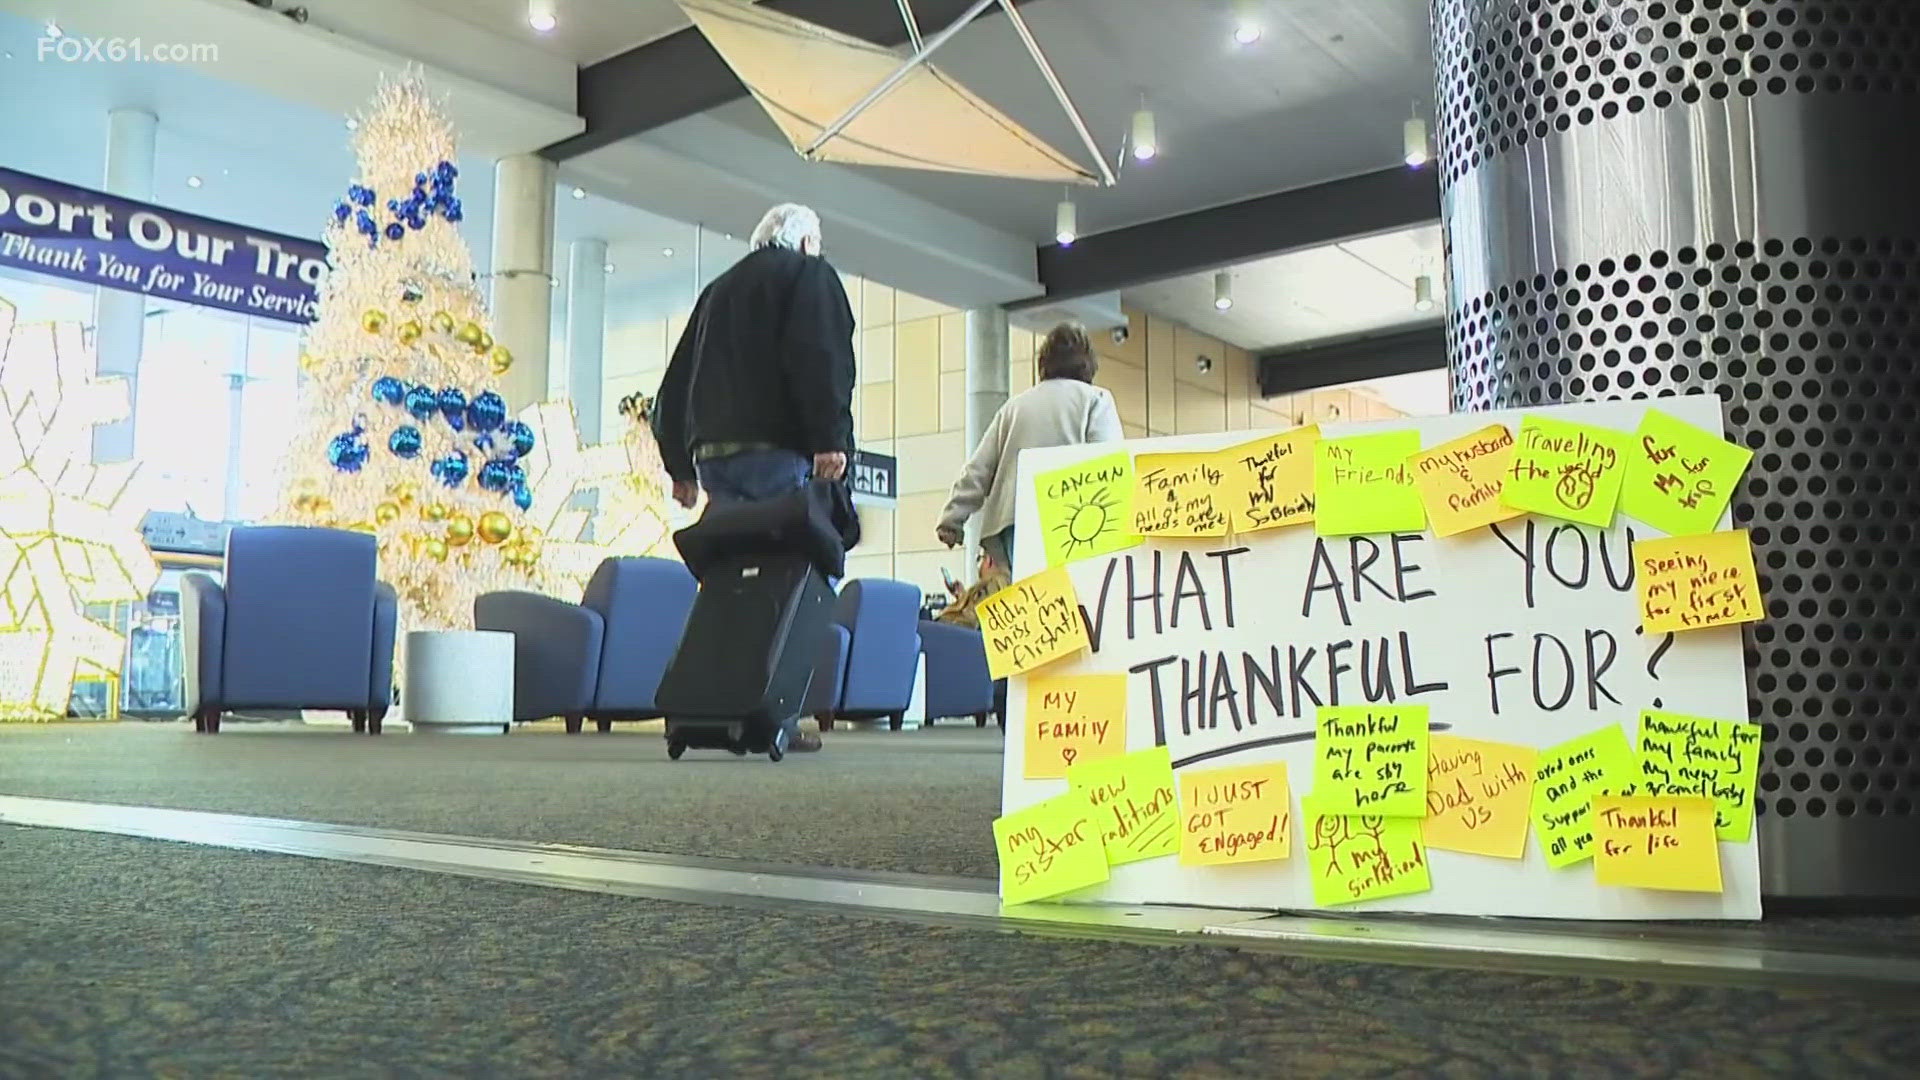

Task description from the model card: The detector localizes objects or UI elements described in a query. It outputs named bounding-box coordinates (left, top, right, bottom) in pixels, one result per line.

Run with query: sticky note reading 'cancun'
left=1132, top=453, right=1231, bottom=537
left=1303, top=795, right=1433, bottom=907
left=977, top=566, right=1090, bottom=680
left=1422, top=734, right=1538, bottom=859
left=1314, top=430, right=1425, bottom=536
left=1409, top=424, right=1525, bottom=538
left=1313, top=705, right=1429, bottom=817
left=1023, top=674, right=1127, bottom=779
left=1502, top=416, right=1629, bottom=527
left=1177, top=761, right=1292, bottom=866
left=1034, top=452, right=1139, bottom=568
left=1636, top=710, right=1762, bottom=842
left=993, top=791, right=1111, bottom=906
left=1620, top=409, right=1752, bottom=538
left=1593, top=795, right=1724, bottom=893
left=1068, top=747, right=1178, bottom=866
left=1221, top=426, right=1317, bottom=533
left=1531, top=725, right=1636, bottom=868
left=1634, top=530, right=1765, bottom=634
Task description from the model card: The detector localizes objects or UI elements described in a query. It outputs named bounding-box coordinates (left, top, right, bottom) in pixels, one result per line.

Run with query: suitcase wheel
left=667, top=739, right=686, bottom=761
left=767, top=726, right=788, bottom=763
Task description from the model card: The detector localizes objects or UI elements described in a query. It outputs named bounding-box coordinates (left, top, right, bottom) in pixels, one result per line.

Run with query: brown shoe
left=790, top=730, right=822, bottom=752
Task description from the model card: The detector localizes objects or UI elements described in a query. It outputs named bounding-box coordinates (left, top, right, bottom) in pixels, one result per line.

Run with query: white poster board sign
left=1003, top=395, right=1760, bottom=920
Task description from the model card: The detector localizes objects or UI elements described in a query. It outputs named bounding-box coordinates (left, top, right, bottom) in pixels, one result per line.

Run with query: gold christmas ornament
left=431, top=310, right=456, bottom=335
left=488, top=344, right=514, bottom=375
left=446, top=515, right=475, bottom=547
left=388, top=481, right=419, bottom=506
left=423, top=502, right=449, bottom=523
left=396, top=319, right=424, bottom=345
left=477, top=330, right=494, bottom=353
left=423, top=537, right=449, bottom=562
left=477, top=511, right=513, bottom=545
left=374, top=501, right=401, bottom=526
left=361, top=309, right=388, bottom=334
left=454, top=321, right=485, bottom=348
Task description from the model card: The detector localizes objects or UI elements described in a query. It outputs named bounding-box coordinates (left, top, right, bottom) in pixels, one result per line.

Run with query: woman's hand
left=936, top=523, right=963, bottom=549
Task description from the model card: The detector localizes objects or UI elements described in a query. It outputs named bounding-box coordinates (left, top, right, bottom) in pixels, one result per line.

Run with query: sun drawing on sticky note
left=1054, top=487, right=1122, bottom=560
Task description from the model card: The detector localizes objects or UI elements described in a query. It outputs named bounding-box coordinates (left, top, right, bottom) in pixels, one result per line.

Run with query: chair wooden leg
left=193, top=712, right=206, bottom=733
left=974, top=713, right=987, bottom=728
left=818, top=715, right=835, bottom=732
left=564, top=715, right=583, bottom=734
left=368, top=709, right=384, bottom=736
left=889, top=713, right=903, bottom=732
left=350, top=709, right=367, bottom=734
left=596, top=719, right=613, bottom=733
left=202, top=709, right=221, bottom=734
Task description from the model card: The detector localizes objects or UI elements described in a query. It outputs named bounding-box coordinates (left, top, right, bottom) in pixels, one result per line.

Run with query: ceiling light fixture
left=186, top=176, right=203, bottom=189
left=604, top=262, right=616, bottom=275
left=1403, top=111, right=1431, bottom=169
left=570, top=186, right=586, bottom=200
left=1054, top=198, right=1077, bottom=246
left=662, top=247, right=675, bottom=257
left=1232, top=0, right=1262, bottom=44
left=1214, top=270, right=1233, bottom=311
left=1131, top=107, right=1158, bottom=162
left=528, top=0, right=556, bottom=33
left=1415, top=273, right=1436, bottom=312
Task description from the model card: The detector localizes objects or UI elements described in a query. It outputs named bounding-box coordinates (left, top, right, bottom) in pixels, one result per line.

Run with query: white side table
left=403, top=630, right=515, bottom=735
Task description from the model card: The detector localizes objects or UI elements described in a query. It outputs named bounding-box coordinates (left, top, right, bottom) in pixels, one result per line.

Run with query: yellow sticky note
left=993, top=791, right=1111, bottom=905
left=1221, top=426, right=1318, bottom=532
left=1303, top=795, right=1432, bottom=907
left=1314, top=430, right=1425, bottom=536
left=1409, top=424, right=1525, bottom=538
left=1634, top=530, right=1765, bottom=634
left=1069, top=746, right=1178, bottom=865
left=1594, top=795, right=1724, bottom=893
left=1024, top=674, right=1127, bottom=779
left=977, top=565, right=1091, bottom=680
left=1422, top=735, right=1538, bottom=859
left=1501, top=416, right=1629, bottom=527
left=1312, top=705, right=1428, bottom=816
left=1531, top=725, right=1636, bottom=868
left=1636, top=710, right=1762, bottom=843
left=1177, top=761, right=1292, bottom=866
left=1035, top=452, right=1140, bottom=567
left=1131, top=452, right=1231, bottom=536
left=1620, top=409, right=1752, bottom=538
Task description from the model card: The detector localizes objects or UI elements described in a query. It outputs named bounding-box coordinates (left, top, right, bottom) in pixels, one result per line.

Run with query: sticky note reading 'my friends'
left=1314, top=430, right=1425, bottom=536
left=1177, top=761, right=1292, bottom=866
left=1024, top=674, right=1127, bottom=779
left=993, top=791, right=1110, bottom=906
left=1620, top=409, right=1752, bottom=538
left=1634, top=530, right=1765, bottom=634
left=1221, top=426, right=1317, bottom=533
left=1593, top=795, right=1724, bottom=893
left=1068, top=746, right=1178, bottom=865
left=1313, top=705, right=1428, bottom=816
left=1531, top=725, right=1636, bottom=868
left=1636, top=710, right=1763, bottom=842
left=1131, top=453, right=1231, bottom=537
left=976, top=566, right=1090, bottom=680
left=1034, top=452, right=1139, bottom=568
left=1502, top=416, right=1629, bottom=527
left=1422, top=735, right=1538, bottom=859
left=1409, top=424, right=1524, bottom=537
left=1303, top=795, right=1432, bottom=907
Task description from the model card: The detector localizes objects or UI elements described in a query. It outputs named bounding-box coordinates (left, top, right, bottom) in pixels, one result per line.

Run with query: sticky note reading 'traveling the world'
left=1303, top=795, right=1432, bottom=907
left=1177, top=761, right=1292, bottom=866
left=1422, top=734, right=1538, bottom=859
left=1314, top=430, right=1425, bottom=536
left=1313, top=705, right=1429, bottom=817
left=1531, top=724, right=1636, bottom=868
left=993, top=790, right=1111, bottom=906
left=1636, top=709, right=1763, bottom=842
left=1024, top=673, right=1127, bottom=779
left=1593, top=794, right=1724, bottom=893
left=1068, top=746, right=1178, bottom=866
left=976, top=565, right=1091, bottom=680
left=1034, top=451, right=1139, bottom=568
left=1619, top=409, right=1752, bottom=538
left=1132, top=452, right=1231, bottom=537
left=1633, top=530, right=1765, bottom=635
left=1409, top=424, right=1524, bottom=537
left=1502, top=416, right=1629, bottom=528
left=1220, top=426, right=1317, bottom=533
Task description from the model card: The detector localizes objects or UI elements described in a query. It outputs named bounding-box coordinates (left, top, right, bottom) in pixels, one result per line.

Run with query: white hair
left=750, top=203, right=822, bottom=254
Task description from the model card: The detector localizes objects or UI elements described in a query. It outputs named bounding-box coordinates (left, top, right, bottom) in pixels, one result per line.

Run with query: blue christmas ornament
left=370, top=376, right=406, bottom=406
left=403, top=384, right=438, bottom=421
left=437, top=387, right=468, bottom=424
left=473, top=433, right=493, bottom=454
left=347, top=183, right=364, bottom=204
left=466, top=391, right=507, bottom=433
left=430, top=450, right=470, bottom=488
left=512, top=483, right=533, bottom=511
left=352, top=185, right=375, bottom=207
left=388, top=425, right=423, bottom=459
left=384, top=222, right=405, bottom=241
left=407, top=212, right=427, bottom=231
left=446, top=408, right=465, bottom=433
left=386, top=197, right=403, bottom=214
left=435, top=160, right=457, bottom=184
left=333, top=201, right=351, bottom=222
left=445, top=199, right=464, bottom=223
left=478, top=458, right=515, bottom=493
left=507, top=462, right=527, bottom=489
left=504, top=420, right=536, bottom=459
left=415, top=171, right=428, bottom=187
left=328, top=430, right=369, bottom=472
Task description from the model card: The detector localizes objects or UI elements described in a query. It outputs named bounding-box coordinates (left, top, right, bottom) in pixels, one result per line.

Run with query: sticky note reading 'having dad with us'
left=1034, top=452, right=1138, bottom=568
left=1023, top=674, right=1127, bottom=779
left=1068, top=746, right=1178, bottom=866
left=1303, top=796, right=1432, bottom=907
left=1636, top=710, right=1762, bottom=843
left=1619, top=409, right=1752, bottom=538
left=1531, top=725, right=1636, bottom=868
left=976, top=566, right=1090, bottom=680
left=1502, top=416, right=1629, bottom=528
left=993, top=790, right=1111, bottom=905
left=1634, top=530, right=1765, bottom=634
left=1220, top=426, right=1317, bottom=533
left=1593, top=794, right=1724, bottom=893
left=1422, top=734, right=1538, bottom=859
left=1408, top=424, right=1524, bottom=537
left=1312, top=705, right=1429, bottom=817
left=1132, top=453, right=1231, bottom=537
left=1314, top=430, right=1425, bottom=536
left=1177, top=761, right=1292, bottom=866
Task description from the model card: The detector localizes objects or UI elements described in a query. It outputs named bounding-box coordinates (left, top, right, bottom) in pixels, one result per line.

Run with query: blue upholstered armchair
left=813, top=579, right=922, bottom=731
left=473, top=556, right=696, bottom=732
left=918, top=620, right=998, bottom=728
left=180, top=526, right=398, bottom=735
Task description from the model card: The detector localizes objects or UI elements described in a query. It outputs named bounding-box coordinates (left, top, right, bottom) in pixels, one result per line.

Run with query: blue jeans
left=696, top=449, right=811, bottom=508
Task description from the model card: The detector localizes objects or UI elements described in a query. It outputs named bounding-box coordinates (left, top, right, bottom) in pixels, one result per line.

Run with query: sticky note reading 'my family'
left=1034, top=452, right=1139, bottom=568
left=1132, top=453, right=1231, bottom=537
left=1409, top=424, right=1524, bottom=537
left=1024, top=674, right=1127, bottom=779
left=1303, top=795, right=1432, bottom=907
left=1502, top=416, right=1629, bottom=527
left=1313, top=705, right=1429, bottom=816
left=1177, top=761, right=1292, bottom=866
left=1221, top=426, right=1317, bottom=533
left=976, top=566, right=1090, bottom=680
left=993, top=791, right=1110, bottom=905
left=1531, top=725, right=1636, bottom=868
left=1620, top=409, right=1752, bottom=538
left=1593, top=795, right=1724, bottom=893
left=1634, top=530, right=1765, bottom=634
left=1422, top=734, right=1538, bottom=859
left=1314, top=430, right=1425, bottom=536
left=1636, top=710, right=1762, bottom=842
left=1068, top=746, right=1178, bottom=865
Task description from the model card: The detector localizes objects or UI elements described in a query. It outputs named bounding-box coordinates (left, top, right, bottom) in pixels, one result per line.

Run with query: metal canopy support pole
left=994, top=0, right=1116, bottom=187
left=802, top=0, right=996, bottom=158
left=896, top=0, right=923, bottom=50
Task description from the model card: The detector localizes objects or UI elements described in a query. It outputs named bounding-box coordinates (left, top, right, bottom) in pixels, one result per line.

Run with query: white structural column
left=489, top=154, right=557, bottom=413
left=963, top=306, right=1011, bottom=566
left=91, top=107, right=158, bottom=464
left=565, top=239, right=608, bottom=444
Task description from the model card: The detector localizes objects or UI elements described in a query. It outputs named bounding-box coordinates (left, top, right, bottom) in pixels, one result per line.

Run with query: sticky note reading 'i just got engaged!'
left=1531, top=725, right=1636, bottom=869
left=1314, top=430, right=1425, bottom=536
left=1635, top=710, right=1763, bottom=842
left=1221, top=426, right=1318, bottom=533
left=1177, top=761, right=1292, bottom=866
left=1303, top=795, right=1433, bottom=907
left=1593, top=794, right=1724, bottom=893
left=1023, top=674, right=1127, bottom=779
left=1502, top=416, right=1629, bottom=527
left=1313, top=705, right=1429, bottom=817
left=1422, top=734, right=1538, bottom=859
left=1034, top=452, right=1139, bottom=568
left=1132, top=452, right=1232, bottom=537
left=976, top=565, right=1090, bottom=680
left=1634, top=530, right=1765, bottom=634
left=1620, top=409, right=1752, bottom=537
left=1409, top=424, right=1524, bottom=537
left=1068, top=746, right=1179, bottom=866
left=993, top=790, right=1111, bottom=906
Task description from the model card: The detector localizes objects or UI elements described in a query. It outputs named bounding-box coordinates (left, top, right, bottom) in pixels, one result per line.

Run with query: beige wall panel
left=939, top=312, right=967, bottom=373
left=860, top=381, right=896, bottom=442
left=895, top=430, right=969, bottom=494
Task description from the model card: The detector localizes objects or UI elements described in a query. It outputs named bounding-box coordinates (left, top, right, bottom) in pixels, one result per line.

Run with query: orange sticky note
left=1422, top=735, right=1538, bottom=859
left=1221, top=426, right=1318, bottom=533
left=1633, top=530, right=1765, bottom=634
left=1409, top=424, right=1525, bottom=537
left=994, top=791, right=1111, bottom=905
left=1177, top=761, right=1292, bottom=866
left=1593, top=795, right=1724, bottom=893
left=1024, top=674, right=1127, bottom=779
left=977, top=565, right=1090, bottom=679
left=1131, top=452, right=1231, bottom=536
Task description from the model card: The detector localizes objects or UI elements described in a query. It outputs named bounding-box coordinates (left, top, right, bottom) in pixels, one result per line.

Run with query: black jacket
left=652, top=246, right=856, bottom=482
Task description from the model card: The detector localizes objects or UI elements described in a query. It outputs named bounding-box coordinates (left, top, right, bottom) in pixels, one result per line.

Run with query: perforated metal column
left=1436, top=0, right=1920, bottom=901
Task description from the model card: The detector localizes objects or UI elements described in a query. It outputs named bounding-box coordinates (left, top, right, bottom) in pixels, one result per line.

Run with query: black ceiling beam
left=1029, top=166, right=1442, bottom=304
left=1255, top=325, right=1447, bottom=398
left=544, top=0, right=1038, bottom=162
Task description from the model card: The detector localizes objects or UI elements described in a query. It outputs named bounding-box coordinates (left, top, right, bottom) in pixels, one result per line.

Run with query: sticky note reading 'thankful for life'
left=993, top=791, right=1110, bottom=906
left=1068, top=746, right=1178, bottom=866
left=1593, top=795, right=1724, bottom=893
left=1409, top=424, right=1524, bottom=538
left=1502, top=416, right=1629, bottom=527
left=1636, top=710, right=1763, bottom=842
left=1531, top=725, right=1636, bottom=868
left=1422, top=735, right=1538, bottom=859
left=1024, top=674, right=1127, bottom=779
left=1314, top=430, right=1425, bottom=537
left=1620, top=409, right=1752, bottom=538
left=1221, top=426, right=1317, bottom=533
left=1132, top=453, right=1231, bottom=537
left=1313, top=705, right=1429, bottom=817
left=977, top=565, right=1090, bottom=680
left=1034, top=452, right=1139, bottom=568
left=1303, top=795, right=1432, bottom=907
left=1634, top=530, right=1765, bottom=634
left=1177, top=761, right=1292, bottom=866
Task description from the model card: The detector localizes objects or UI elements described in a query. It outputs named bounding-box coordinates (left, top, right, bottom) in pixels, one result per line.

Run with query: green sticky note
left=1313, top=704, right=1429, bottom=816
left=1619, top=409, right=1754, bottom=537
left=1314, top=430, right=1425, bottom=536
left=994, top=790, right=1110, bottom=905
left=1635, top=710, right=1763, bottom=843
left=1068, top=746, right=1178, bottom=865
left=1502, top=416, right=1630, bottom=527
left=1035, top=452, right=1140, bottom=567
left=1531, top=725, right=1636, bottom=868
left=1303, top=794, right=1432, bottom=907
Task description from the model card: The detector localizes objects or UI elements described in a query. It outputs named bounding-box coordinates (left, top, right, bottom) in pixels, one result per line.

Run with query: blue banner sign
left=0, top=166, right=326, bottom=324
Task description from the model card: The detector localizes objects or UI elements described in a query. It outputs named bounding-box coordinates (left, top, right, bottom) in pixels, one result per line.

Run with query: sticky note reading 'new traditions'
left=1221, top=426, right=1318, bottom=533
left=1634, top=530, right=1765, bottom=634
left=977, top=565, right=1090, bottom=680
left=1303, top=795, right=1433, bottom=907
left=1177, top=761, right=1292, bottom=866
left=1636, top=710, right=1762, bottom=842
left=1131, top=452, right=1231, bottom=536
left=1034, top=452, right=1139, bottom=568
left=1068, top=746, right=1178, bottom=866
left=1314, top=430, right=1425, bottom=536
left=1620, top=409, right=1752, bottom=538
left=1593, top=795, right=1724, bottom=893
left=1409, top=424, right=1525, bottom=537
left=1312, top=705, right=1429, bottom=816
left=1422, top=734, right=1538, bottom=859
left=1502, top=416, right=1629, bottom=527
left=993, top=791, right=1110, bottom=906
left=1531, top=725, right=1636, bottom=868
left=1023, top=674, right=1127, bottom=779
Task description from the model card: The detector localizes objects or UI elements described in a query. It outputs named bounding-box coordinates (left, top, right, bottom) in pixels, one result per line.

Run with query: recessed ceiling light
left=604, top=262, right=616, bottom=275
left=1232, top=0, right=1261, bottom=44
left=570, top=186, right=586, bottom=200
left=662, top=247, right=675, bottom=257
left=528, top=1, right=556, bottom=32
left=186, top=176, right=203, bottom=188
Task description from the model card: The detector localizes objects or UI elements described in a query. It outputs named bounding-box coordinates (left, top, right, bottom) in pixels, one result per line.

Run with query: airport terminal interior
left=3, top=0, right=1920, bottom=1075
